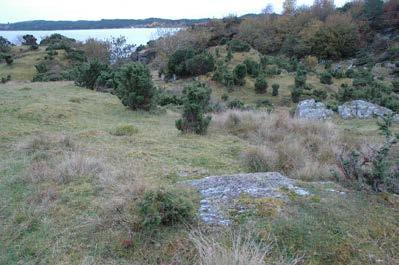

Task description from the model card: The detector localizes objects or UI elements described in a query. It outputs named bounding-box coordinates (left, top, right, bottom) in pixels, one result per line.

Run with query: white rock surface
left=185, top=172, right=309, bottom=225
left=295, top=99, right=333, bottom=120
left=338, top=100, right=393, bottom=119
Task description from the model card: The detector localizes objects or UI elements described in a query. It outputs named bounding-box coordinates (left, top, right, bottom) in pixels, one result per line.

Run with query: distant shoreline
left=0, top=18, right=210, bottom=31
left=0, top=27, right=184, bottom=31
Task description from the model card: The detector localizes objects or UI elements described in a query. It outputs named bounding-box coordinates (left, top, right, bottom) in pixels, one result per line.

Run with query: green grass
left=1, top=81, right=398, bottom=264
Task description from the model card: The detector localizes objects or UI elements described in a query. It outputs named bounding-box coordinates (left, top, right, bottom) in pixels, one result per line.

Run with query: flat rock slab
left=186, top=172, right=309, bottom=225
left=338, top=100, right=393, bottom=119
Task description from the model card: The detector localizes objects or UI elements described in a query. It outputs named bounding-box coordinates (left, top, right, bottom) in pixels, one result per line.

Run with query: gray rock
left=393, top=114, right=399, bottom=123
left=338, top=100, right=393, bottom=119
left=295, top=99, right=334, bottom=120
left=185, top=172, right=309, bottom=225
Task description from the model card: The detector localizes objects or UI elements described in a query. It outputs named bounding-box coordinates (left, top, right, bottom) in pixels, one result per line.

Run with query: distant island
left=0, top=18, right=212, bottom=30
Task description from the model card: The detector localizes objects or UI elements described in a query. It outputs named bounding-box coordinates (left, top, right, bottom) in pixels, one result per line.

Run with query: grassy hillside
left=0, top=81, right=398, bottom=264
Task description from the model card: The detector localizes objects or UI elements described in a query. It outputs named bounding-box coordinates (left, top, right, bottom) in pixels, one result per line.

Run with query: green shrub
left=185, top=52, right=215, bottom=76
left=227, top=99, right=245, bottom=109
left=223, top=71, right=234, bottom=87
left=345, top=68, right=355, bottom=78
left=256, top=99, right=273, bottom=110
left=291, top=86, right=302, bottom=103
left=157, top=91, right=183, bottom=106
left=320, top=72, right=333, bottom=85
left=272, top=84, right=280, bottom=96
left=221, top=93, right=229, bottom=101
left=176, top=83, right=212, bottom=135
left=167, top=49, right=214, bottom=77
left=112, top=124, right=139, bottom=136
left=226, top=48, right=233, bottom=62
left=228, top=39, right=250, bottom=52
left=138, top=188, right=195, bottom=228
left=264, top=66, right=281, bottom=77
left=5, top=55, right=13, bottom=65
left=167, top=48, right=195, bottom=77
left=331, top=69, right=345, bottom=79
left=66, top=49, right=86, bottom=62
left=312, top=89, right=328, bottom=101
left=115, top=62, right=156, bottom=111
left=326, top=100, right=339, bottom=112
left=212, top=60, right=227, bottom=83
left=74, top=60, right=109, bottom=89
left=254, top=75, right=268, bottom=94
left=392, top=81, right=399, bottom=93
left=244, top=58, right=260, bottom=77
left=233, top=64, right=247, bottom=86
left=295, top=69, right=307, bottom=89
left=260, top=56, right=268, bottom=69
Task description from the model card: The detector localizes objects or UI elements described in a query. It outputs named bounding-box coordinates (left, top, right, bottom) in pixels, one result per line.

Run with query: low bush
left=112, top=124, right=139, bottom=136
left=5, top=55, right=13, bottom=65
left=74, top=60, right=110, bottom=89
left=254, top=75, right=268, bottom=94
left=167, top=49, right=214, bottom=77
left=244, top=59, right=260, bottom=77
left=227, top=99, right=245, bottom=109
left=272, top=84, right=279, bottom=96
left=228, top=39, right=251, bottom=52
left=233, top=64, right=247, bottom=86
left=392, top=80, right=399, bottom=93
left=176, top=82, right=212, bottom=135
left=185, top=52, right=215, bottom=76
left=115, top=62, right=156, bottom=111
left=138, top=188, right=195, bottom=228
left=291, top=86, right=302, bottom=103
left=264, top=66, right=281, bottom=77
left=157, top=91, right=183, bottom=106
left=312, top=89, right=328, bottom=101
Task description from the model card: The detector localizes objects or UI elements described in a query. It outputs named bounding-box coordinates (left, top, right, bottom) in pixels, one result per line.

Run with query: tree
left=283, top=0, right=297, bottom=15
left=364, top=0, right=384, bottom=22
left=262, top=4, right=274, bottom=14
left=82, top=38, right=110, bottom=64
left=176, top=83, right=212, bottom=135
left=115, top=63, right=155, bottom=111
left=109, top=36, right=136, bottom=66
left=311, top=0, right=335, bottom=21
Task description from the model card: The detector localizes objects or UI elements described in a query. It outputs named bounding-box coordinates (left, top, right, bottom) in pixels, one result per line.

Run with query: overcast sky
left=0, top=0, right=350, bottom=23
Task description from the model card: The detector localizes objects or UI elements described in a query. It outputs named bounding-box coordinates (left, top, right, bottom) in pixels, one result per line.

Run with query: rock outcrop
left=338, top=100, right=393, bottom=119
left=295, top=99, right=334, bottom=120
left=185, top=172, right=309, bottom=225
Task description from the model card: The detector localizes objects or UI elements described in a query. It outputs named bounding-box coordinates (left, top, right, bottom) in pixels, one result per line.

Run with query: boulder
left=295, top=99, right=334, bottom=120
left=338, top=100, right=393, bottom=119
left=185, top=172, right=309, bottom=225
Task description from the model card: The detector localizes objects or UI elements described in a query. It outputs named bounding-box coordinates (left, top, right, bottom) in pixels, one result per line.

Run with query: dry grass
left=190, top=229, right=271, bottom=265
left=189, top=228, right=302, bottom=265
left=211, top=110, right=360, bottom=181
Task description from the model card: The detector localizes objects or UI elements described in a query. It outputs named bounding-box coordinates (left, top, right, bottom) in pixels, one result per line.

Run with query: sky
left=0, top=0, right=350, bottom=23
